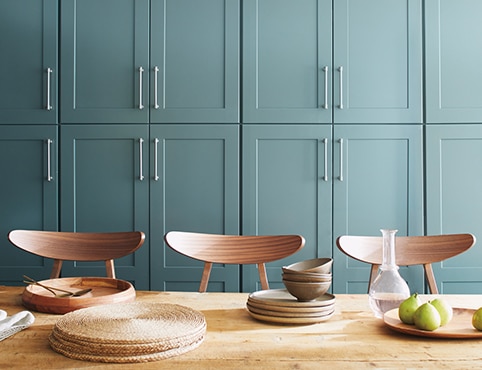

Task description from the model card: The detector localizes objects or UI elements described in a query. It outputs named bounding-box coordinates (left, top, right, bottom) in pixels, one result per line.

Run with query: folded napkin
left=0, top=309, right=35, bottom=341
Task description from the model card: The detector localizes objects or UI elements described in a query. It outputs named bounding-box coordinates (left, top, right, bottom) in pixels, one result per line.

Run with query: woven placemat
left=49, top=302, right=206, bottom=363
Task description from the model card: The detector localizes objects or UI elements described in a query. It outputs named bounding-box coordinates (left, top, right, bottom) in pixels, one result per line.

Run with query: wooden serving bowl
left=22, top=277, right=136, bottom=314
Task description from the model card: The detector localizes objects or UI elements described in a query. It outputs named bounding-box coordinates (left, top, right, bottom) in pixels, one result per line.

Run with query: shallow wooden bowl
left=22, top=277, right=136, bottom=314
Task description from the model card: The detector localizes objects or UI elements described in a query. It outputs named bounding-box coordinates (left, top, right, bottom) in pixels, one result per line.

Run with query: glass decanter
left=368, top=229, right=410, bottom=318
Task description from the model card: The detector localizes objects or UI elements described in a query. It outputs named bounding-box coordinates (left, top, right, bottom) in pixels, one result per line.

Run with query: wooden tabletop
left=1, top=286, right=482, bottom=369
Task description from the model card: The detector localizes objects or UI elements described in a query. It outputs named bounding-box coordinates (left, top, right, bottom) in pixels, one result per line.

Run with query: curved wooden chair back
left=8, top=230, right=145, bottom=279
left=336, top=233, right=476, bottom=294
left=164, top=231, right=305, bottom=292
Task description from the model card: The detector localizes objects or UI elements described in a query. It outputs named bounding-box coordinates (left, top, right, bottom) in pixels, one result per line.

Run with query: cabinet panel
left=150, top=125, right=240, bottom=291
left=0, top=126, right=58, bottom=284
left=426, top=125, right=482, bottom=293
left=242, top=0, right=332, bottom=123
left=242, top=125, right=332, bottom=292
left=334, top=0, right=422, bottom=123
left=151, top=0, right=239, bottom=123
left=60, top=125, right=149, bottom=289
left=332, top=125, right=424, bottom=293
left=0, top=0, right=58, bottom=124
left=61, top=0, right=149, bottom=124
left=425, top=0, right=482, bottom=123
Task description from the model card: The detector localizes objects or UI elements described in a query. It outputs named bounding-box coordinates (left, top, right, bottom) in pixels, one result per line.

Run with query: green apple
left=398, top=293, right=421, bottom=325
left=413, top=302, right=441, bottom=331
left=472, top=307, right=482, bottom=331
left=430, top=298, right=453, bottom=326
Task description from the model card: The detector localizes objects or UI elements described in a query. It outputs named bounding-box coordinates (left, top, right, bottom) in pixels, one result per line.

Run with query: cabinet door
left=150, top=125, right=240, bottom=291
left=151, top=0, right=239, bottom=123
left=426, top=125, right=482, bottom=293
left=242, top=125, right=332, bottom=292
left=333, top=0, right=422, bottom=123
left=0, top=126, right=58, bottom=284
left=242, top=0, right=332, bottom=124
left=61, top=0, right=149, bottom=124
left=332, top=125, right=424, bottom=293
left=425, top=0, right=482, bottom=123
left=0, top=0, right=57, bottom=124
left=60, top=125, right=149, bottom=289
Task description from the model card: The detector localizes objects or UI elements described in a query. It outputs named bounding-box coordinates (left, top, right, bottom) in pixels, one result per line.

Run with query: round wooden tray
left=22, top=277, right=135, bottom=314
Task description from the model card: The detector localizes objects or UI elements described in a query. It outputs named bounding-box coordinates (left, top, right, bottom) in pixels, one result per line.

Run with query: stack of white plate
left=246, top=289, right=335, bottom=324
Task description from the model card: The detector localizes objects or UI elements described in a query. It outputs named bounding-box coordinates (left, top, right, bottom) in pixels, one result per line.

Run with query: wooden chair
left=336, top=233, right=476, bottom=294
left=8, top=229, right=145, bottom=279
left=164, top=231, right=305, bottom=292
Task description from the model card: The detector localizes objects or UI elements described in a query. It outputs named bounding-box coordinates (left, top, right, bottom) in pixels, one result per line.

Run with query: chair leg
left=199, top=262, right=213, bottom=293
left=368, top=264, right=379, bottom=293
left=50, top=260, right=63, bottom=279
left=258, top=263, right=269, bottom=290
left=105, top=260, right=116, bottom=279
left=424, top=264, right=439, bottom=294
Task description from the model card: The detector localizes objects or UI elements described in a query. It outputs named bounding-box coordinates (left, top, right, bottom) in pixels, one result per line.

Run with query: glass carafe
left=368, top=229, right=410, bottom=318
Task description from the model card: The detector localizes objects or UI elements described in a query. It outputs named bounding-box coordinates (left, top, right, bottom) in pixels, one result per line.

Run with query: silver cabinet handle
left=139, top=138, right=144, bottom=180
left=323, top=66, right=329, bottom=109
left=323, top=138, right=328, bottom=181
left=338, top=138, right=344, bottom=181
left=154, top=138, right=159, bottom=181
left=46, top=68, right=53, bottom=111
left=338, top=66, right=344, bottom=109
left=139, top=67, right=144, bottom=110
left=154, top=66, right=160, bottom=109
left=47, top=139, right=53, bottom=181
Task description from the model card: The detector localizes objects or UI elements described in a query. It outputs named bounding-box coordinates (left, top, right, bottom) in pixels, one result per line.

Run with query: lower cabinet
left=0, top=125, right=58, bottom=284
left=150, top=125, right=240, bottom=291
left=426, top=124, right=482, bottom=293
left=60, top=125, right=150, bottom=289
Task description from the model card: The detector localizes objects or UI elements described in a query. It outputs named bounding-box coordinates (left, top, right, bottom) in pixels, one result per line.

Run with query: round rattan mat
left=49, top=302, right=206, bottom=363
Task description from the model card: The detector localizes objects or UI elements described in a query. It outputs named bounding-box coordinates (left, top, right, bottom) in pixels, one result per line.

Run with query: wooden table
left=1, top=286, right=482, bottom=369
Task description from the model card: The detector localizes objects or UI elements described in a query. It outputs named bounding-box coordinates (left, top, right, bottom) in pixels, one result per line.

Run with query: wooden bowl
left=22, top=277, right=136, bottom=314
left=283, top=258, right=333, bottom=274
left=282, top=279, right=331, bottom=302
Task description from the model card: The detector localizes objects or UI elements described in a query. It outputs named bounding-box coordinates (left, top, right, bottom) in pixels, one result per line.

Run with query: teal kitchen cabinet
left=242, top=0, right=422, bottom=124
left=150, top=0, right=240, bottom=123
left=60, top=125, right=150, bottom=289
left=60, top=0, right=149, bottom=124
left=332, top=125, right=424, bottom=294
left=0, top=0, right=58, bottom=124
left=425, top=0, right=482, bottom=123
left=150, top=125, right=240, bottom=291
left=0, top=126, right=58, bottom=284
left=242, top=125, right=333, bottom=292
left=426, top=125, right=482, bottom=293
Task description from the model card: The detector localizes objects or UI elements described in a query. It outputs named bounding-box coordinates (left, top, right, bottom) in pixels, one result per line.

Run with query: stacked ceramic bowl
left=282, top=258, right=333, bottom=302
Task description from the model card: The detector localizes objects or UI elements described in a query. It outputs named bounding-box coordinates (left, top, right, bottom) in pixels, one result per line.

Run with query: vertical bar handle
left=338, top=66, right=344, bottom=109
left=139, top=138, right=144, bottom=181
left=338, top=138, right=344, bottom=181
left=154, top=138, right=160, bottom=181
left=46, top=68, right=53, bottom=111
left=322, top=138, right=328, bottom=181
left=139, top=67, right=144, bottom=110
left=154, top=66, right=160, bottom=109
left=322, top=66, right=329, bottom=109
left=47, top=139, right=53, bottom=181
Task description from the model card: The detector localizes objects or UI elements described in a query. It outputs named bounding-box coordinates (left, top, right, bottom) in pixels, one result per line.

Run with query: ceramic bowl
left=282, top=279, right=331, bottom=302
left=281, top=272, right=332, bottom=283
left=282, top=258, right=333, bottom=274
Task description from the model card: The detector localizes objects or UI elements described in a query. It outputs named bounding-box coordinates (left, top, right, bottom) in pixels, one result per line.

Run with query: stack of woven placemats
left=49, top=302, right=206, bottom=363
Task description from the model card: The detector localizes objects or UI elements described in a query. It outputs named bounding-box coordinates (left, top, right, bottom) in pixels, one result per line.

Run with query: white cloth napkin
left=0, top=309, right=35, bottom=341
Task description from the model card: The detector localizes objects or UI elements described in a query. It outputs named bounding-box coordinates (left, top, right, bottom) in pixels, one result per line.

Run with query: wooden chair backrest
left=336, top=233, right=476, bottom=294
left=8, top=230, right=145, bottom=279
left=164, top=231, right=305, bottom=292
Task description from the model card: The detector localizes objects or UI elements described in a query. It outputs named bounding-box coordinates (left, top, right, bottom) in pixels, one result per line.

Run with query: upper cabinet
left=425, top=0, right=482, bottom=123
left=0, top=0, right=58, bottom=124
left=150, top=0, right=240, bottom=123
left=242, top=0, right=422, bottom=124
left=60, top=0, right=149, bottom=124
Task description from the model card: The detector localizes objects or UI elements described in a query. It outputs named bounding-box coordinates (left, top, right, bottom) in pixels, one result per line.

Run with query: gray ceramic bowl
left=282, top=257, right=333, bottom=274
left=282, top=272, right=332, bottom=283
left=282, top=279, right=331, bottom=302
